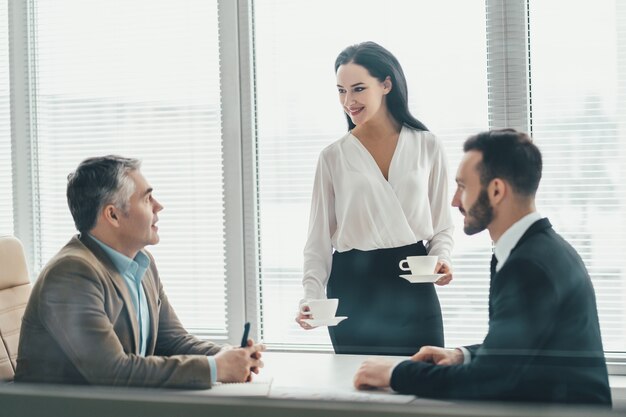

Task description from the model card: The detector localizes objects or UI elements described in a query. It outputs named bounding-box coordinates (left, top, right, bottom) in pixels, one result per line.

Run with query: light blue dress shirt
left=90, top=235, right=150, bottom=356
left=90, top=235, right=218, bottom=383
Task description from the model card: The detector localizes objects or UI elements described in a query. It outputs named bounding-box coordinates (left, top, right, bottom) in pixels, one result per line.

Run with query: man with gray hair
left=16, top=155, right=264, bottom=388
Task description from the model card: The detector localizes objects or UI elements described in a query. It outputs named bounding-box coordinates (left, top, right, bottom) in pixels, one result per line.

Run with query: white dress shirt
left=459, top=211, right=543, bottom=364
left=493, top=211, right=543, bottom=272
left=302, top=126, right=455, bottom=301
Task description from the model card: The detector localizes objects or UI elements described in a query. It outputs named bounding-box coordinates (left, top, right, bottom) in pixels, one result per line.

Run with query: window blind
left=529, top=0, right=626, bottom=352
left=0, top=0, right=13, bottom=236
left=254, top=0, right=489, bottom=348
left=485, top=0, right=531, bottom=132
left=30, top=0, right=227, bottom=336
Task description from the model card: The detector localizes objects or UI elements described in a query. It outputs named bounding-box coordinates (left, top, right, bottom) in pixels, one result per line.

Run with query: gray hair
left=67, top=155, right=142, bottom=233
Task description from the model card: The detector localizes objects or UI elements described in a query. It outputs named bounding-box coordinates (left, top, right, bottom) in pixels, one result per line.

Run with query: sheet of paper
left=269, top=385, right=415, bottom=404
left=186, top=376, right=273, bottom=397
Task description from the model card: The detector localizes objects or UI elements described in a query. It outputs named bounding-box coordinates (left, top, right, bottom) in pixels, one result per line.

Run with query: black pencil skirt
left=327, top=241, right=444, bottom=356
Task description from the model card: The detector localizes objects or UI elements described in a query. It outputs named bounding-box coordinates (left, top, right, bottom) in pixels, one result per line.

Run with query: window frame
left=6, top=0, right=625, bottom=373
left=8, top=0, right=39, bottom=269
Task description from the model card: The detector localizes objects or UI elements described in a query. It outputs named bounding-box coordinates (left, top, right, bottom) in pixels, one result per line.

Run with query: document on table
left=269, top=385, right=416, bottom=404
left=185, top=376, right=273, bottom=397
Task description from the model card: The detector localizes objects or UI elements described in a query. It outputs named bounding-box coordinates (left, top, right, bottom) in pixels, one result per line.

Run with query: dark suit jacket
left=391, top=218, right=612, bottom=405
left=15, top=234, right=222, bottom=389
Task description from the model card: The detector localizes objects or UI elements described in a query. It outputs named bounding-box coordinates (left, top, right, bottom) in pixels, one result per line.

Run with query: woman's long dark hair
left=334, top=41, right=428, bottom=132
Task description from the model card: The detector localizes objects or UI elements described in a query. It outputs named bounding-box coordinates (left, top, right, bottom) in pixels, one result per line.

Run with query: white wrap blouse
left=302, top=126, right=455, bottom=301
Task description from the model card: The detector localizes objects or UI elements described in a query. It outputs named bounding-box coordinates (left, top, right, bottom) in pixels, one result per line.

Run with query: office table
left=257, top=351, right=423, bottom=403
left=202, top=350, right=423, bottom=403
left=1, top=351, right=621, bottom=417
left=263, top=350, right=383, bottom=390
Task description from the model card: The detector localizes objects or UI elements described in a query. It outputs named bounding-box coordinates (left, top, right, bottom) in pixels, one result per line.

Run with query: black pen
left=240, top=321, right=250, bottom=348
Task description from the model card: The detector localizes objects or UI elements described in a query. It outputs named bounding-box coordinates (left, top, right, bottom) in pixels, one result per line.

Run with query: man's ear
left=102, top=204, right=120, bottom=227
left=488, top=178, right=507, bottom=206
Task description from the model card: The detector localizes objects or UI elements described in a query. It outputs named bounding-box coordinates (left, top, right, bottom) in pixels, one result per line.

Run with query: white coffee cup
left=398, top=255, right=438, bottom=275
left=300, top=298, right=339, bottom=320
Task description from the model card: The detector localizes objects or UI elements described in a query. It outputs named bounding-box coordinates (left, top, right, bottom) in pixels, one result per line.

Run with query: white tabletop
left=247, top=351, right=444, bottom=404
left=262, top=351, right=395, bottom=389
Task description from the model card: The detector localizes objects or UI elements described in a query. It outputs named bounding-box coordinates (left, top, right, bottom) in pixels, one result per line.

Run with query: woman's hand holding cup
left=296, top=303, right=314, bottom=330
left=295, top=298, right=339, bottom=330
left=435, top=261, right=453, bottom=286
left=398, top=255, right=453, bottom=286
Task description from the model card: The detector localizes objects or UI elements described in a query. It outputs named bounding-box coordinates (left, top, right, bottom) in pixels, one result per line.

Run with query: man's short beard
left=463, top=187, right=494, bottom=235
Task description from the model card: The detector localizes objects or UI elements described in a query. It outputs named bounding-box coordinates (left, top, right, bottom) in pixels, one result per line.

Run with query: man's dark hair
left=66, top=155, right=141, bottom=233
left=463, top=129, right=542, bottom=197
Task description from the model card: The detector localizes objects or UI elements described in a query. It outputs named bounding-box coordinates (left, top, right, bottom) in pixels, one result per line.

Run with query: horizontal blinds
left=485, top=0, right=531, bottom=132
left=254, top=0, right=489, bottom=348
left=31, top=0, right=227, bottom=336
left=0, top=0, right=13, bottom=236
left=529, top=0, right=626, bottom=352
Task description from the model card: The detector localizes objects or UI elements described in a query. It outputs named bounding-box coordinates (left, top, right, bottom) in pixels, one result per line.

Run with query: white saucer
left=399, top=273, right=446, bottom=283
left=302, top=316, right=348, bottom=327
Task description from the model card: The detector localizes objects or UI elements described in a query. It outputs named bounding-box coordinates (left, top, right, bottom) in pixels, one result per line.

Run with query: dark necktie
left=490, top=254, right=498, bottom=279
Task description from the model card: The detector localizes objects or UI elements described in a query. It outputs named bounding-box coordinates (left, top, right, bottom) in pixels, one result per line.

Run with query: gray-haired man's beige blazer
left=15, top=234, right=221, bottom=389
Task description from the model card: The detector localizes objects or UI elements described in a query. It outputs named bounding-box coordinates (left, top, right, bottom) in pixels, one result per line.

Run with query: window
left=29, top=0, right=227, bottom=336
left=5, top=0, right=625, bottom=361
left=254, top=0, right=489, bottom=348
left=529, top=0, right=626, bottom=351
left=0, top=0, right=13, bottom=235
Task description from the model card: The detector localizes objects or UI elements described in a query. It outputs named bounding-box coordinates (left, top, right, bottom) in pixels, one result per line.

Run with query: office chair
left=0, top=236, right=31, bottom=382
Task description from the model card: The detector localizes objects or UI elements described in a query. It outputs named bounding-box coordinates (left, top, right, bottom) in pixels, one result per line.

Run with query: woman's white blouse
left=302, top=126, right=455, bottom=301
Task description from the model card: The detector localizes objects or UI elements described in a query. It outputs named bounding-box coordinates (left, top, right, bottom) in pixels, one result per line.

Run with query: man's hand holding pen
left=214, top=339, right=265, bottom=383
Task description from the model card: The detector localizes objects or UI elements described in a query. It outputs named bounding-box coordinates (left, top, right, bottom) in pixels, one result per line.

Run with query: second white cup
left=300, top=298, right=339, bottom=320
left=399, top=255, right=438, bottom=275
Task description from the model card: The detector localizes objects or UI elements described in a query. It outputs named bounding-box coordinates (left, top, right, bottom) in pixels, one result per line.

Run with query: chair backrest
left=0, top=236, right=31, bottom=382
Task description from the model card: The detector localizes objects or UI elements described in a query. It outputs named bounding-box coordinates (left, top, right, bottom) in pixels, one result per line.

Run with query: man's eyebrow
left=143, top=187, right=153, bottom=197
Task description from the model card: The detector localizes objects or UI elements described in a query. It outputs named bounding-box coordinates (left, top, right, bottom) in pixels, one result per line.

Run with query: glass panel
left=32, top=0, right=226, bottom=335
left=255, top=0, right=489, bottom=348
left=530, top=0, right=626, bottom=352
left=0, top=0, right=13, bottom=235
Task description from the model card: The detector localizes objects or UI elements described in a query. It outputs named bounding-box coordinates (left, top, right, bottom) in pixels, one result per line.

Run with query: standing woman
left=295, top=42, right=454, bottom=356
